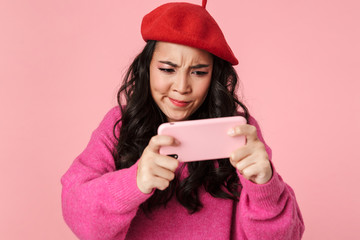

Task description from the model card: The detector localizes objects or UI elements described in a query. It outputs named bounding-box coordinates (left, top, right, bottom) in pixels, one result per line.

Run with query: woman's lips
left=169, top=97, right=190, bottom=107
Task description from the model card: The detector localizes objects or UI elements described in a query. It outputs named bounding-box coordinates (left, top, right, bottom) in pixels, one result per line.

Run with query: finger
left=240, top=161, right=271, bottom=184
left=231, top=140, right=268, bottom=162
left=230, top=145, right=251, bottom=164
left=137, top=166, right=172, bottom=193
left=228, top=124, right=258, bottom=142
left=152, top=165, right=176, bottom=181
left=234, top=154, right=257, bottom=173
left=147, top=135, right=179, bottom=153
left=239, top=163, right=261, bottom=182
left=154, top=155, right=179, bottom=172
left=136, top=169, right=156, bottom=194
left=152, top=176, right=171, bottom=191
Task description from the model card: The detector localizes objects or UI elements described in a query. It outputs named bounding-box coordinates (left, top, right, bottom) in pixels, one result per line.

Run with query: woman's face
left=149, top=42, right=213, bottom=122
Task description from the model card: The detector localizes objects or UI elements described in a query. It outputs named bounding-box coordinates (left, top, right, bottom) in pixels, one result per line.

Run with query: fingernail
left=227, top=128, right=235, bottom=136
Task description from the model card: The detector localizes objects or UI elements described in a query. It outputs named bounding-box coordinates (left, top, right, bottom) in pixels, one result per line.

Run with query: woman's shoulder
left=98, top=106, right=122, bottom=129
left=105, top=105, right=122, bottom=120
left=91, top=106, right=122, bottom=144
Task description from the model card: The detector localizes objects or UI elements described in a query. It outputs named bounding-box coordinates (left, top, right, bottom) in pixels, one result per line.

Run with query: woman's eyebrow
left=159, top=61, right=210, bottom=69
left=190, top=64, right=210, bottom=69
left=159, top=61, right=178, bottom=67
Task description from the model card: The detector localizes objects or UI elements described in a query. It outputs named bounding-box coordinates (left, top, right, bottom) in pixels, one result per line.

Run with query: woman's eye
left=159, top=68, right=175, bottom=73
left=192, top=71, right=208, bottom=76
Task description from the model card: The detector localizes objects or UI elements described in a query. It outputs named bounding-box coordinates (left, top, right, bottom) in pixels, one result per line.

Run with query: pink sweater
left=61, top=107, right=304, bottom=240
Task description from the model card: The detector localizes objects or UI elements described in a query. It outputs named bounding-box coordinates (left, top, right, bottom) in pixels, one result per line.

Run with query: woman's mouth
left=169, top=97, right=190, bottom=107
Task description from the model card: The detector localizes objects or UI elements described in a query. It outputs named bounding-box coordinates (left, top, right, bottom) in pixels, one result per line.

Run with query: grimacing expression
left=149, top=42, right=213, bottom=122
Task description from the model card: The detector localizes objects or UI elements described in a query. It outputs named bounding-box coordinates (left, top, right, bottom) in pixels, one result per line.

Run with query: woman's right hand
left=136, top=135, right=180, bottom=194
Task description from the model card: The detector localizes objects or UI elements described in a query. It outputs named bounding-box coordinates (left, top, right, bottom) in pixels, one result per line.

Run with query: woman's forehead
left=153, top=42, right=213, bottom=64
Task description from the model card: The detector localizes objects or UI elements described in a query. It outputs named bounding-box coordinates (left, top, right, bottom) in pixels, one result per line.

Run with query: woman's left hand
left=228, top=124, right=273, bottom=184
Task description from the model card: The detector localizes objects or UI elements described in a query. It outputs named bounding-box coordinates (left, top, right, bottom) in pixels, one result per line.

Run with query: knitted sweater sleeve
left=234, top=116, right=305, bottom=240
left=61, top=107, right=151, bottom=240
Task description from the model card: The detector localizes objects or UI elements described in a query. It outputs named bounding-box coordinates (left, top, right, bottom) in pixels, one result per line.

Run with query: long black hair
left=113, top=40, right=249, bottom=213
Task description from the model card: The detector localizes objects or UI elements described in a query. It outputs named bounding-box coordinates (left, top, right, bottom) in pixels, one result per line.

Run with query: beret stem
left=202, top=0, right=207, bottom=9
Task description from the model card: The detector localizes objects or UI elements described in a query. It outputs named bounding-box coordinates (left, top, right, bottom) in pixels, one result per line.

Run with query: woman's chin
left=166, top=112, right=189, bottom=122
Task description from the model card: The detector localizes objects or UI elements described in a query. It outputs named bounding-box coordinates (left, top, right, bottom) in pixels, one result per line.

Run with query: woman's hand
left=137, top=135, right=180, bottom=194
left=228, top=124, right=272, bottom=184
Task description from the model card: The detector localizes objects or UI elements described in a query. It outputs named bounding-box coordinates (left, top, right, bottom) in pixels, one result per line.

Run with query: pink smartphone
left=157, top=116, right=247, bottom=162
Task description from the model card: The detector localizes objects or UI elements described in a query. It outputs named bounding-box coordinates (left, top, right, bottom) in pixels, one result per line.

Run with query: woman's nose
left=173, top=73, right=191, bottom=94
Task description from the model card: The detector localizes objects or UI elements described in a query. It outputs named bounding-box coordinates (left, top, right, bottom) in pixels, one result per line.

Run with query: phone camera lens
left=168, top=154, right=178, bottom=159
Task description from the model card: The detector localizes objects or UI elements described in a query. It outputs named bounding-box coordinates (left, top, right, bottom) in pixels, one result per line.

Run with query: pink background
left=1, top=0, right=359, bottom=239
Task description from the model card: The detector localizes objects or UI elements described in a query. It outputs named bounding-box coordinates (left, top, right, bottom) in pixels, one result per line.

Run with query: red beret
left=141, top=0, right=238, bottom=65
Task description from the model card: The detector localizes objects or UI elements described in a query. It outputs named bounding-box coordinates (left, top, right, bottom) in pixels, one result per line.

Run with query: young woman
left=61, top=1, right=304, bottom=239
